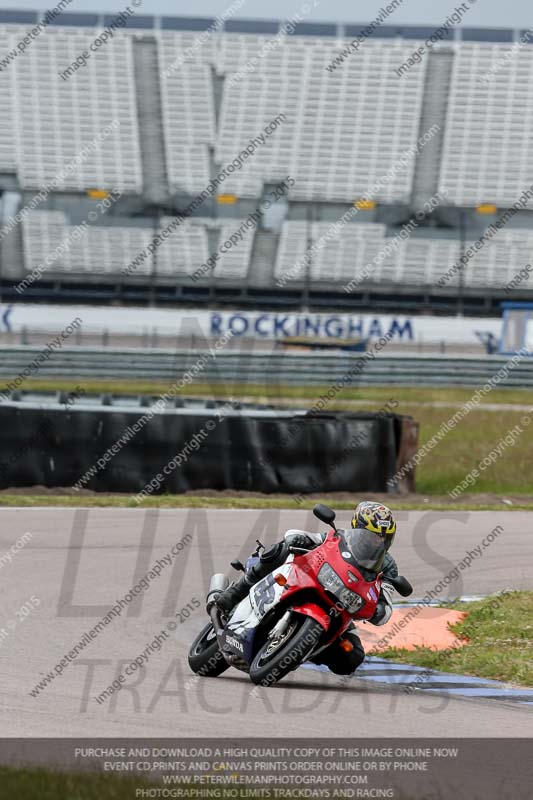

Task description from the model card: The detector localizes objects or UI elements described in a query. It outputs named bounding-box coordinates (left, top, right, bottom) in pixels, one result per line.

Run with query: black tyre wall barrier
left=0, top=405, right=418, bottom=494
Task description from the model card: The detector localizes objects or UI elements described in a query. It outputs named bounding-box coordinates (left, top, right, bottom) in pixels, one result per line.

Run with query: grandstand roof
left=0, top=10, right=525, bottom=43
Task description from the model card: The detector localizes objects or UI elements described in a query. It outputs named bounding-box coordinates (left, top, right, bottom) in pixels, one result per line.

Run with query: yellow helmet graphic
left=351, top=501, right=396, bottom=541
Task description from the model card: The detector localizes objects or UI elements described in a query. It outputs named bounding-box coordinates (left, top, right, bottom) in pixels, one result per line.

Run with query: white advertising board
left=0, top=304, right=501, bottom=345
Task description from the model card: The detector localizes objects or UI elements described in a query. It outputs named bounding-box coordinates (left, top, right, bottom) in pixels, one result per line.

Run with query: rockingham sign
left=0, top=304, right=501, bottom=346
left=209, top=311, right=414, bottom=341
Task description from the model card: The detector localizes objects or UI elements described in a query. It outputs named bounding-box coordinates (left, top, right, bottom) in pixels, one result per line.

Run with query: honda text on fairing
left=188, top=504, right=412, bottom=687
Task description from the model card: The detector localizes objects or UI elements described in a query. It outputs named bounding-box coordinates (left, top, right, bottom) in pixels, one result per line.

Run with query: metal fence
left=0, top=330, right=485, bottom=355
left=1, top=347, right=532, bottom=388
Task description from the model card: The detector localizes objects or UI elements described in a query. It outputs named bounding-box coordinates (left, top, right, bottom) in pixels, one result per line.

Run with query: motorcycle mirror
left=387, top=576, right=413, bottom=597
left=313, top=503, right=337, bottom=530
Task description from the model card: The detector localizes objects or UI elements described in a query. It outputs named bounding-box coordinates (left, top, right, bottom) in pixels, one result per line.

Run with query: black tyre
left=249, top=614, right=323, bottom=687
left=188, top=623, right=229, bottom=677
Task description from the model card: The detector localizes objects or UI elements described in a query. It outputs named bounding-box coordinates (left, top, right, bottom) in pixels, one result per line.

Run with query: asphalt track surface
left=1, top=507, right=532, bottom=738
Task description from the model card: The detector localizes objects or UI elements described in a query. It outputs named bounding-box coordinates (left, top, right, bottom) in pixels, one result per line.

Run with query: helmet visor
left=344, top=529, right=389, bottom=572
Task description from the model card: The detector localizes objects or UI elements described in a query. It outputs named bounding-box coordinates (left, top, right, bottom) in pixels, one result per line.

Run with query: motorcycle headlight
left=318, top=563, right=365, bottom=614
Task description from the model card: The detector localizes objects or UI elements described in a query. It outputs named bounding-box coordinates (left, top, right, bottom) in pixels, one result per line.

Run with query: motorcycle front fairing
left=267, top=532, right=383, bottom=650
left=290, top=531, right=382, bottom=621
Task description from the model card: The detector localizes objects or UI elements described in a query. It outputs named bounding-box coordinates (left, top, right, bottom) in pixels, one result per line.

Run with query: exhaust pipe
left=206, top=573, right=248, bottom=670
left=206, top=574, right=231, bottom=660
left=206, top=573, right=229, bottom=613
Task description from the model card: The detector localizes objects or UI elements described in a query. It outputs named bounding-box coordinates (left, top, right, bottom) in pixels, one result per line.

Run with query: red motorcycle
left=188, top=504, right=412, bottom=686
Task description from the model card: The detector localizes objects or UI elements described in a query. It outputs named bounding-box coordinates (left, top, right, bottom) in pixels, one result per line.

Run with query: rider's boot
left=216, top=573, right=255, bottom=612
left=216, top=542, right=288, bottom=612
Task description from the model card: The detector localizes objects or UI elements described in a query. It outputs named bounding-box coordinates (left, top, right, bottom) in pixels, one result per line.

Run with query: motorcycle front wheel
left=249, top=614, right=323, bottom=687
left=188, top=622, right=230, bottom=677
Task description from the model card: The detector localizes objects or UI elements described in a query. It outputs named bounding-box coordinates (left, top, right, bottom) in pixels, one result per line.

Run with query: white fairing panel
left=249, top=561, right=293, bottom=619
left=226, top=596, right=262, bottom=637
left=226, top=558, right=294, bottom=636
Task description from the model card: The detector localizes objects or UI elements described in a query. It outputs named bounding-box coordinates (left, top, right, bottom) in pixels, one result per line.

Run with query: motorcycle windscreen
left=343, top=529, right=387, bottom=572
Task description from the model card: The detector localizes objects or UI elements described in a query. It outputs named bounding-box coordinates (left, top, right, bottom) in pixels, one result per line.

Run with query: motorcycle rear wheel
left=249, top=614, right=323, bottom=686
left=188, top=622, right=230, bottom=677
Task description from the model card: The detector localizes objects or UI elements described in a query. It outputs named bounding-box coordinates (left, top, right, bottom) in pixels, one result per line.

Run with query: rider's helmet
left=345, top=501, right=396, bottom=572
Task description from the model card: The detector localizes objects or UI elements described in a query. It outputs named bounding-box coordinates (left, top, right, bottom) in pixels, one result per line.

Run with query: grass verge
left=0, top=768, right=418, bottom=800
left=381, top=591, right=533, bottom=687
left=0, top=766, right=152, bottom=800
left=1, top=493, right=533, bottom=510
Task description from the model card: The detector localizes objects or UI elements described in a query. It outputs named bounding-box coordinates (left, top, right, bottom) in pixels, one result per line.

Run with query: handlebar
left=386, top=575, right=413, bottom=597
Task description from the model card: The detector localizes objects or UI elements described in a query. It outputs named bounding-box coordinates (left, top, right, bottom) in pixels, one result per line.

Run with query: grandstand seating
left=440, top=43, right=533, bottom=208
left=155, top=217, right=210, bottom=277
left=20, top=207, right=533, bottom=288
left=274, top=220, right=533, bottom=289
left=275, top=221, right=310, bottom=281
left=19, top=209, right=533, bottom=289
left=398, top=240, right=462, bottom=287
left=310, top=222, right=389, bottom=283
left=23, top=211, right=155, bottom=276
left=2, top=14, right=533, bottom=301
left=0, top=29, right=16, bottom=173
left=21, top=211, right=254, bottom=281
left=462, top=229, right=533, bottom=287
left=22, top=209, right=66, bottom=271
left=159, top=40, right=216, bottom=194
left=214, top=221, right=255, bottom=280
left=0, top=26, right=142, bottom=192
left=216, top=37, right=426, bottom=202
left=1, top=21, right=532, bottom=208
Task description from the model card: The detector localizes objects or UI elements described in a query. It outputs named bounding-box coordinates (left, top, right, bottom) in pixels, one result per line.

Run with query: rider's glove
left=285, top=533, right=314, bottom=550
left=369, top=581, right=394, bottom=627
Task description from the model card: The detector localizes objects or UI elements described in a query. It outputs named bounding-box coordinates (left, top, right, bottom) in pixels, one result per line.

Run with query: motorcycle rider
left=216, top=501, right=399, bottom=675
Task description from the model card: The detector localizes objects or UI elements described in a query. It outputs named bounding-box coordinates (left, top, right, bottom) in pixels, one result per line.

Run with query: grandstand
left=439, top=42, right=533, bottom=208
left=1, top=10, right=533, bottom=314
